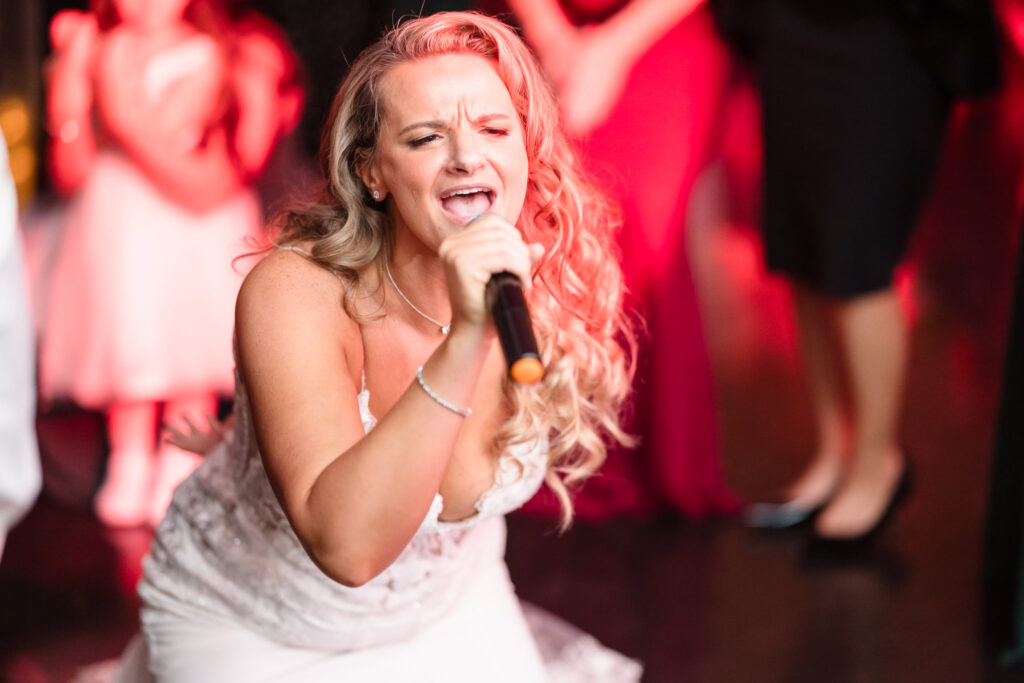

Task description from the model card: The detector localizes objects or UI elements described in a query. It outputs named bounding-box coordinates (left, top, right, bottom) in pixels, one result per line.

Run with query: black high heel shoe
left=745, top=460, right=843, bottom=531
left=745, top=496, right=829, bottom=530
left=805, top=462, right=913, bottom=555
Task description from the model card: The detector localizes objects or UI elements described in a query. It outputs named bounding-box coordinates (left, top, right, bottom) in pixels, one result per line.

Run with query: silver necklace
left=384, top=256, right=450, bottom=335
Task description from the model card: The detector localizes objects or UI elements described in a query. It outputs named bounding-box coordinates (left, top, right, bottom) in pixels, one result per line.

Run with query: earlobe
left=356, top=160, right=386, bottom=203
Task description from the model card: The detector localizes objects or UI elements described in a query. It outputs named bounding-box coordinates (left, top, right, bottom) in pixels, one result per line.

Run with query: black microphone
left=485, top=272, right=544, bottom=384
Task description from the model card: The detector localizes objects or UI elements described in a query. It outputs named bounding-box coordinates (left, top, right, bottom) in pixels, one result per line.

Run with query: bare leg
left=96, top=401, right=158, bottom=527
left=784, top=286, right=848, bottom=505
left=148, top=394, right=216, bottom=526
left=815, top=288, right=907, bottom=538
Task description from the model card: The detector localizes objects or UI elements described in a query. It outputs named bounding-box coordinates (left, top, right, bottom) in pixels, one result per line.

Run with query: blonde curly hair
left=276, top=11, right=636, bottom=529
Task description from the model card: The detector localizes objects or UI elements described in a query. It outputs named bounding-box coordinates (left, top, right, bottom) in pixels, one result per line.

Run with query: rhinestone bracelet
left=415, top=366, right=472, bottom=418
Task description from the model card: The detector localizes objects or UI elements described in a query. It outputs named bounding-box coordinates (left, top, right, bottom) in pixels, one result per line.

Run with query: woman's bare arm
left=237, top=220, right=535, bottom=586
left=228, top=14, right=304, bottom=179
left=46, top=10, right=99, bottom=196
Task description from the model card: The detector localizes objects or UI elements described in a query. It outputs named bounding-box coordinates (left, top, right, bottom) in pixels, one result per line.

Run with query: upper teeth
left=444, top=188, right=487, bottom=198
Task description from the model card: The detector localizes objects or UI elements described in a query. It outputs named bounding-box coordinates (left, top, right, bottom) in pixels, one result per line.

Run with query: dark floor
left=5, top=101, right=1024, bottom=682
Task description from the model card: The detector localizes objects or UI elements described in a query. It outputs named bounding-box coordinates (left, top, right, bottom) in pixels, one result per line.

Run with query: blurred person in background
left=34, top=0, right=302, bottom=528
left=717, top=0, right=1003, bottom=546
left=983, top=0, right=1024, bottom=661
left=0, top=130, right=42, bottom=561
left=504, top=0, right=740, bottom=520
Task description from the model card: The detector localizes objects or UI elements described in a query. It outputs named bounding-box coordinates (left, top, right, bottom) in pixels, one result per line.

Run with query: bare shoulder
left=239, top=249, right=344, bottom=312
left=236, top=249, right=361, bottom=367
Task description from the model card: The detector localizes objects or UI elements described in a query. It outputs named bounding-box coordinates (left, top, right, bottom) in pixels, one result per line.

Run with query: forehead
left=378, top=53, right=518, bottom=126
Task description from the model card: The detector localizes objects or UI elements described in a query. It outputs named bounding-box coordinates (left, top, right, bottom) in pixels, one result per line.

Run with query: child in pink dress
left=39, top=0, right=302, bottom=527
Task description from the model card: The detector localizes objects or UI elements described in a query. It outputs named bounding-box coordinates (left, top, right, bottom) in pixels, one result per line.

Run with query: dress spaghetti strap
left=276, top=245, right=313, bottom=258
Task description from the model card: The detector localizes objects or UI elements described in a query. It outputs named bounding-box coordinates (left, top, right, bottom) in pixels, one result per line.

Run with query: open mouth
left=439, top=186, right=495, bottom=224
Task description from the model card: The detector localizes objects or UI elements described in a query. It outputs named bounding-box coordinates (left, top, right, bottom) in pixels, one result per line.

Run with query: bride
left=115, top=11, right=639, bottom=681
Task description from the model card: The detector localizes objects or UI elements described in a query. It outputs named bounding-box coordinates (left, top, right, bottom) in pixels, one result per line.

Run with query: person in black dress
left=717, top=0, right=1001, bottom=544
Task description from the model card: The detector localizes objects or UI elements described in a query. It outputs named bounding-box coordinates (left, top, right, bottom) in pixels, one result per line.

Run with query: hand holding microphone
left=465, top=213, right=544, bottom=384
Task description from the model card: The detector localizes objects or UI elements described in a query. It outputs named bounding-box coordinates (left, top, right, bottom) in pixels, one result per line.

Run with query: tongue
left=441, top=192, right=491, bottom=222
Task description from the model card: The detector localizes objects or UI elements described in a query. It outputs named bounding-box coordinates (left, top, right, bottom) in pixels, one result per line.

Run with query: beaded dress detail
left=140, top=353, right=548, bottom=651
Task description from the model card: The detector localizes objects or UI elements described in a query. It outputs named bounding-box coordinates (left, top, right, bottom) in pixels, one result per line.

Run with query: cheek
left=510, top=150, right=529, bottom=199
left=380, top=152, right=437, bottom=196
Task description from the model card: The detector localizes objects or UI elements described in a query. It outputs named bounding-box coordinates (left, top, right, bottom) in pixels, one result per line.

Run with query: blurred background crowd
left=3, top=0, right=1024, bottom=680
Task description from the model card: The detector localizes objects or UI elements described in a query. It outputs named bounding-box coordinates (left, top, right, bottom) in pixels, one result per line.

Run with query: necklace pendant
left=385, top=256, right=452, bottom=336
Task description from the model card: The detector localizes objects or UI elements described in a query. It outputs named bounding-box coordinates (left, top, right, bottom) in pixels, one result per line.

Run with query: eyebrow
left=397, top=113, right=514, bottom=136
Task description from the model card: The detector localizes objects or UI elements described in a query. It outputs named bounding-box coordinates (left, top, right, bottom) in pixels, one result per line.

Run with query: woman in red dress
left=504, top=0, right=739, bottom=518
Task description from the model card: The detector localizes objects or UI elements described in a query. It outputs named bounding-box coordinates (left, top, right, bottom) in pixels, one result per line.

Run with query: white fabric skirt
left=106, top=556, right=639, bottom=682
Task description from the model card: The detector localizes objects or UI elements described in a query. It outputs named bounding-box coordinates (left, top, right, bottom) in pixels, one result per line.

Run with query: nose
left=447, top=129, right=484, bottom=174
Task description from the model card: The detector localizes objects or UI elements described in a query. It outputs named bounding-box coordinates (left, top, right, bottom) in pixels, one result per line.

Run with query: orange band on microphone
left=510, top=357, right=544, bottom=384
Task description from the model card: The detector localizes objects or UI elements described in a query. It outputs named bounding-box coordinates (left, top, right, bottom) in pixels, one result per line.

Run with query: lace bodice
left=140, top=364, right=548, bottom=651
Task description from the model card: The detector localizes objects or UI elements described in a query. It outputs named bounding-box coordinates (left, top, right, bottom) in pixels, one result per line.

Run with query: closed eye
left=483, top=127, right=509, bottom=137
left=408, top=134, right=441, bottom=147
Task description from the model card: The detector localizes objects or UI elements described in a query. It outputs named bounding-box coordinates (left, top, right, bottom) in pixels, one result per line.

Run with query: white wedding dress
left=108, top=357, right=642, bottom=682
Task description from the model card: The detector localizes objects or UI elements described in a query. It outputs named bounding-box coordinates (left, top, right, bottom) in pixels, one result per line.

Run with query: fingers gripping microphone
left=485, top=272, right=544, bottom=384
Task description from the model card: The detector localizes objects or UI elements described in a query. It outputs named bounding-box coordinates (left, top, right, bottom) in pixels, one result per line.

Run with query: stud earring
left=373, top=190, right=381, bottom=201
